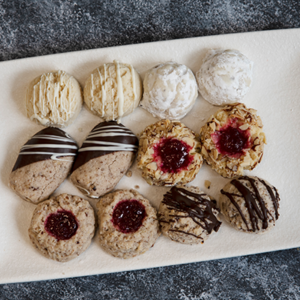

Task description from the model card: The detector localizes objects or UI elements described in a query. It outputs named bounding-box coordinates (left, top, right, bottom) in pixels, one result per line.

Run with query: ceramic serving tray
left=1, top=28, right=300, bottom=284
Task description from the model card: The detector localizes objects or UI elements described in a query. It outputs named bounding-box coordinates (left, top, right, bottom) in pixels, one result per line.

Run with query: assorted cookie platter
left=1, top=28, right=300, bottom=283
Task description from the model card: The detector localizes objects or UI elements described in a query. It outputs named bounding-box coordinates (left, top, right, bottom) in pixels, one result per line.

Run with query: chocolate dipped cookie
left=70, top=121, right=139, bottom=198
left=9, top=128, right=78, bottom=204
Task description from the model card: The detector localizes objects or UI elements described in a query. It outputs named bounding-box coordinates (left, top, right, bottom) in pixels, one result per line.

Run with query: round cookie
left=97, top=189, right=160, bottom=259
left=84, top=61, right=142, bottom=121
left=28, top=193, right=96, bottom=262
left=196, top=49, right=253, bottom=106
left=199, top=103, right=266, bottom=178
left=220, top=176, right=280, bottom=233
left=140, top=62, right=198, bottom=120
left=26, top=70, right=83, bottom=128
left=70, top=121, right=139, bottom=198
left=9, top=128, right=78, bottom=204
left=158, top=186, right=221, bottom=244
left=137, top=119, right=203, bottom=186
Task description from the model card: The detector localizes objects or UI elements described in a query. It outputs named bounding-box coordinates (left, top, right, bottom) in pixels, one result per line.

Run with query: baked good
left=140, top=62, right=198, bottom=120
left=84, top=61, right=142, bottom=121
left=158, top=186, right=221, bottom=244
left=9, top=128, right=78, bottom=204
left=199, top=103, right=266, bottom=178
left=70, top=121, right=139, bottom=198
left=220, top=176, right=280, bottom=233
left=137, top=119, right=203, bottom=186
left=26, top=70, right=83, bottom=128
left=28, top=193, right=96, bottom=262
left=196, top=49, right=253, bottom=106
left=97, top=189, right=160, bottom=259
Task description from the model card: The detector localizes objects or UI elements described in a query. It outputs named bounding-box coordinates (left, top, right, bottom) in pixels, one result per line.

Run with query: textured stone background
left=1, top=0, right=300, bottom=299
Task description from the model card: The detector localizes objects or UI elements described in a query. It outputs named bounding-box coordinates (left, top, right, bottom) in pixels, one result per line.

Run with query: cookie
left=137, top=119, right=203, bottom=186
left=9, top=128, right=78, bottom=204
left=97, top=189, right=160, bottom=259
left=158, top=186, right=221, bottom=244
left=28, top=193, right=96, bottom=262
left=220, top=176, right=280, bottom=233
left=196, top=49, right=253, bottom=106
left=199, top=103, right=266, bottom=178
left=26, top=70, right=83, bottom=128
left=70, top=121, right=139, bottom=198
left=84, top=61, right=142, bottom=121
left=140, top=62, right=198, bottom=120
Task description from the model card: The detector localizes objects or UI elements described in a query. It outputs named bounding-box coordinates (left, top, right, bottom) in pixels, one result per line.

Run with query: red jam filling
left=211, top=118, right=251, bottom=158
left=44, top=210, right=78, bottom=241
left=153, top=138, right=193, bottom=173
left=112, top=200, right=146, bottom=234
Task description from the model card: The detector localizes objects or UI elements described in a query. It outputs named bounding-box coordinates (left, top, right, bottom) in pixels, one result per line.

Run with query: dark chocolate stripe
left=221, top=176, right=280, bottom=232
left=12, top=128, right=78, bottom=171
left=72, top=121, right=139, bottom=171
left=162, top=186, right=221, bottom=235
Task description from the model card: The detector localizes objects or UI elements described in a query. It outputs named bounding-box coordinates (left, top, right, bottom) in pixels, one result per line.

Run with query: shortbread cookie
left=71, top=121, right=138, bottom=198
left=28, top=193, right=96, bottom=262
left=137, top=119, right=203, bottom=186
left=199, top=103, right=266, bottom=178
left=140, top=62, right=198, bottom=120
left=26, top=70, right=83, bottom=128
left=9, top=128, right=78, bottom=204
left=196, top=49, right=253, bottom=106
left=97, top=189, right=160, bottom=259
left=159, top=186, right=221, bottom=244
left=84, top=61, right=142, bottom=121
left=220, top=176, right=280, bottom=233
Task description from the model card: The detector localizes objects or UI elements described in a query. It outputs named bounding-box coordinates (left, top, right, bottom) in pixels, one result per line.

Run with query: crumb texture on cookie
left=71, top=121, right=138, bottom=198
left=9, top=128, right=78, bottom=204
left=137, top=119, right=203, bottom=186
left=141, top=61, right=198, bottom=120
left=196, top=49, right=253, bottom=106
left=97, top=189, right=160, bottom=259
left=200, top=103, right=266, bottom=178
left=220, top=176, right=280, bottom=233
left=26, top=70, right=83, bottom=128
left=84, top=61, right=142, bottom=121
left=159, top=186, right=221, bottom=244
left=28, top=194, right=96, bottom=262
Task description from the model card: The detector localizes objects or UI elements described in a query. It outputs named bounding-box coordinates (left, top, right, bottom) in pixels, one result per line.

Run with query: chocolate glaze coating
left=72, top=121, right=139, bottom=171
left=12, top=128, right=78, bottom=172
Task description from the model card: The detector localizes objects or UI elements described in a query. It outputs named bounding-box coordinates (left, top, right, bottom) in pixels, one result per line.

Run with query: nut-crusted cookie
left=97, top=189, right=160, bottom=259
left=199, top=103, right=266, bottom=178
left=220, top=176, right=280, bottom=233
left=9, top=128, right=78, bottom=204
left=71, top=121, right=139, bottom=198
left=137, top=119, right=203, bottom=186
left=158, top=186, right=221, bottom=244
left=28, top=193, right=96, bottom=262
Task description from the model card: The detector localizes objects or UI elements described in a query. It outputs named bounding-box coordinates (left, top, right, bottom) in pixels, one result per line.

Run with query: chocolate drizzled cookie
left=70, top=121, right=139, bottom=198
left=158, top=186, right=221, bottom=244
left=220, top=176, right=280, bottom=233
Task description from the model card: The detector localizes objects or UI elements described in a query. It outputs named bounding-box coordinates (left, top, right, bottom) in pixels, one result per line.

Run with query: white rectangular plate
left=1, top=29, right=300, bottom=284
